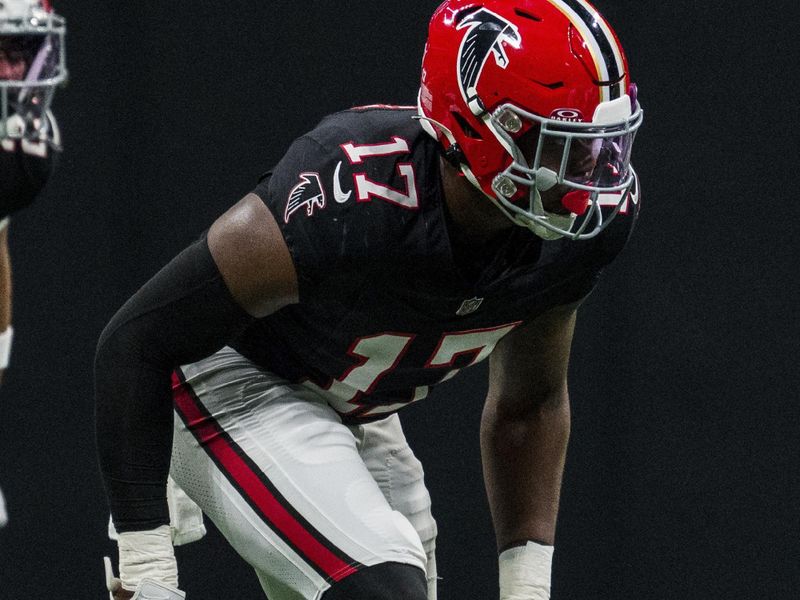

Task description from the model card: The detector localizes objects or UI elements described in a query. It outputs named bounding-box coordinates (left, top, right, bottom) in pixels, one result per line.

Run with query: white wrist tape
left=118, top=525, right=179, bottom=590
left=108, top=477, right=206, bottom=546
left=0, top=326, right=13, bottom=369
left=0, top=217, right=9, bottom=232
left=499, top=541, right=554, bottom=600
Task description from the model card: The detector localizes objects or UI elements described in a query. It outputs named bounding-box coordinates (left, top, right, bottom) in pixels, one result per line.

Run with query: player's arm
left=481, top=302, right=578, bottom=599
left=95, top=193, right=297, bottom=598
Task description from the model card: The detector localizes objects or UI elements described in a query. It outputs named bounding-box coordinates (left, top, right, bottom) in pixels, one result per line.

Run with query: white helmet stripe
left=547, top=0, right=626, bottom=101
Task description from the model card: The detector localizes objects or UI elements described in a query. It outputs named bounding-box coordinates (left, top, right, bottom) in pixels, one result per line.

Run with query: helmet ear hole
left=451, top=112, right=482, bottom=140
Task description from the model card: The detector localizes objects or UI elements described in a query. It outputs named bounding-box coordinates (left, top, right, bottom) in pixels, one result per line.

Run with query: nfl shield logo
left=456, top=297, right=484, bottom=316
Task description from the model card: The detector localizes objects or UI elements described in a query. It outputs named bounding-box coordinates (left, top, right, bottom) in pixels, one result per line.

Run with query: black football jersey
left=0, top=117, right=58, bottom=219
left=233, top=106, right=639, bottom=423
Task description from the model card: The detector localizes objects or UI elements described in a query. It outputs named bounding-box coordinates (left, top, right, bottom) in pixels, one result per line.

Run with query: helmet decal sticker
left=456, top=8, right=521, bottom=115
left=552, top=0, right=626, bottom=100
left=549, top=108, right=586, bottom=122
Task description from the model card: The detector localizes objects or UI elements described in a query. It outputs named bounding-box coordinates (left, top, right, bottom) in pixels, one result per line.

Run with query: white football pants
left=170, top=347, right=437, bottom=600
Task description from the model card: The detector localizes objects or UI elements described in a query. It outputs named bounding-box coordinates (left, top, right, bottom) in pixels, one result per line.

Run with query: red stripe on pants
left=172, top=372, right=358, bottom=582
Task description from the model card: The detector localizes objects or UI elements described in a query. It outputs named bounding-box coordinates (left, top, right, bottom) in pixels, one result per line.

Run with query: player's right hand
left=104, top=557, right=132, bottom=599
left=111, top=588, right=134, bottom=600
left=104, top=556, right=186, bottom=599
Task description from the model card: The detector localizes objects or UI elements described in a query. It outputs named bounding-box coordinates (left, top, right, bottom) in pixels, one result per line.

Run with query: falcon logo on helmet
left=456, top=8, right=521, bottom=116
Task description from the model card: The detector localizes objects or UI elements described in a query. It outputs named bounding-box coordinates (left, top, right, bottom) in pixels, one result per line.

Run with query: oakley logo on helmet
left=284, top=172, right=326, bottom=223
left=549, top=108, right=585, bottom=123
left=456, top=8, right=521, bottom=115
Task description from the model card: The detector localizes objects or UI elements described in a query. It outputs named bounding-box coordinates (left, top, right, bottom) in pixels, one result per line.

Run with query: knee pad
left=322, top=562, right=427, bottom=600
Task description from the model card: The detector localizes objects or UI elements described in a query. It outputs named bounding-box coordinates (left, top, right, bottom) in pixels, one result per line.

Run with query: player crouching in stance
left=95, top=0, right=642, bottom=598
left=0, top=0, right=66, bottom=527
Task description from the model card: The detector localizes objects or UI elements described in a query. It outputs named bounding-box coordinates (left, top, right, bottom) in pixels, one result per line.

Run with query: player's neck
left=439, top=158, right=514, bottom=248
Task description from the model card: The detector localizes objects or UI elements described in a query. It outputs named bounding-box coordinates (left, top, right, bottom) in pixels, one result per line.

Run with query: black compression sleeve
left=95, top=235, right=254, bottom=532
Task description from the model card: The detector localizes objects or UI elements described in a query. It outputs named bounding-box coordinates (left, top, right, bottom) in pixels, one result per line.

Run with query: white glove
left=104, top=556, right=186, bottom=600
left=109, top=477, right=206, bottom=546
left=499, top=541, right=554, bottom=600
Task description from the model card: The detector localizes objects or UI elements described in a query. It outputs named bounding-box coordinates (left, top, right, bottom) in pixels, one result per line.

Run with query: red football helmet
left=418, top=0, right=642, bottom=240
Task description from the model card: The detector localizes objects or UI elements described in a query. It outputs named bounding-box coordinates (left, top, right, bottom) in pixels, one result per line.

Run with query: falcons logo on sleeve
left=284, top=172, right=326, bottom=223
left=457, top=8, right=522, bottom=115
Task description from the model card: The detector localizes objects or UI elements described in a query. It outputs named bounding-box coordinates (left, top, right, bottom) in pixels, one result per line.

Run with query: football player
left=0, top=0, right=66, bottom=528
left=96, top=1, right=642, bottom=598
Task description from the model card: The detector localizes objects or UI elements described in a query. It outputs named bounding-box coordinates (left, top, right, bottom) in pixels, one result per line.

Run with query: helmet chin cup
left=561, top=189, right=590, bottom=216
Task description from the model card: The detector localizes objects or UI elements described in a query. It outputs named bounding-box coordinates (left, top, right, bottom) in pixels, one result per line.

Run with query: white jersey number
left=305, top=323, right=522, bottom=417
left=339, top=137, right=419, bottom=209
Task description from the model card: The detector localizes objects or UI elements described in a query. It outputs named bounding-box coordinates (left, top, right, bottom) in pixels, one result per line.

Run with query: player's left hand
left=499, top=541, right=553, bottom=600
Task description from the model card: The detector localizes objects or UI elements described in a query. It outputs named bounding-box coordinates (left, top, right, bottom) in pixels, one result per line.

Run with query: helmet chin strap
left=529, top=167, right=575, bottom=241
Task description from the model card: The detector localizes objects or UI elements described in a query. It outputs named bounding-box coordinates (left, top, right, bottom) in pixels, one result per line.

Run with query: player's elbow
left=486, top=385, right=569, bottom=427
left=95, top=319, right=128, bottom=374
left=94, top=305, right=164, bottom=379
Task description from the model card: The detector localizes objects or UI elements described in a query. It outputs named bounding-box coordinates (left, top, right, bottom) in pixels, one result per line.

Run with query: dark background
left=1, top=1, right=797, bottom=598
